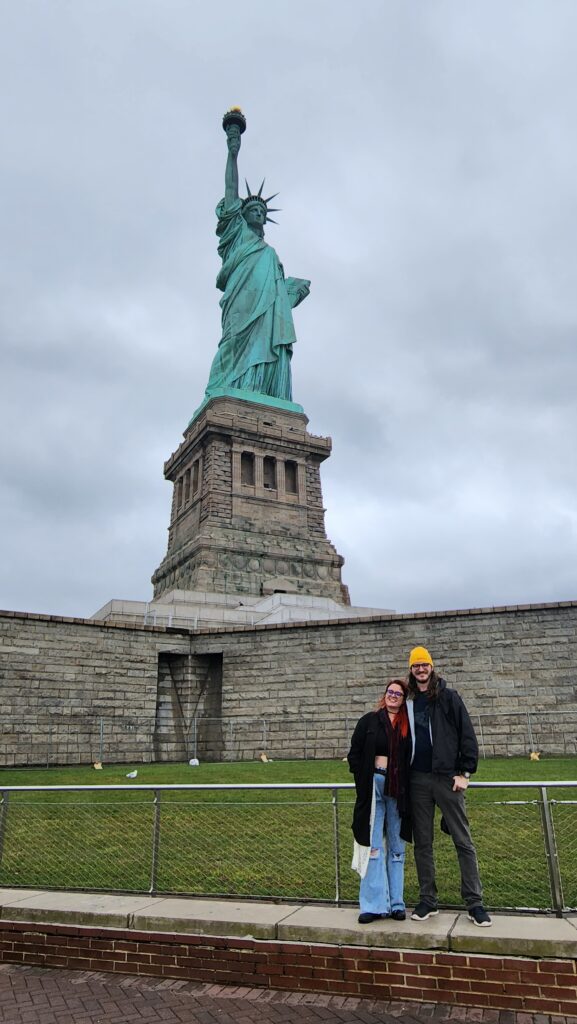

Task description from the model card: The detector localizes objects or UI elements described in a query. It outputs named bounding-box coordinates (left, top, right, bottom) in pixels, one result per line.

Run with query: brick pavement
left=0, top=964, right=574, bottom=1024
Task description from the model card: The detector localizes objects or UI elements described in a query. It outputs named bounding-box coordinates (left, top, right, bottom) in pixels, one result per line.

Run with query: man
left=406, top=646, right=491, bottom=927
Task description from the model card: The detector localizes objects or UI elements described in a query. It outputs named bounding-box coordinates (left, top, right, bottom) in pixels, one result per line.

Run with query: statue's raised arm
left=223, top=114, right=241, bottom=209
left=202, top=109, right=310, bottom=407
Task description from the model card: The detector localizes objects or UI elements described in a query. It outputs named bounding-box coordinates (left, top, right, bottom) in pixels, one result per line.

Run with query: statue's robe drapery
left=204, top=198, right=307, bottom=401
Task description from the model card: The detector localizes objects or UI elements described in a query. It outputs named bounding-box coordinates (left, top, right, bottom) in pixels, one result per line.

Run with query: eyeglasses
left=386, top=690, right=404, bottom=699
left=412, top=664, right=431, bottom=670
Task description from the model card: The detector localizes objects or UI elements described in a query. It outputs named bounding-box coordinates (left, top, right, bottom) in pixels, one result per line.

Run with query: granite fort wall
left=0, top=602, right=576, bottom=766
left=190, top=602, right=577, bottom=761
left=0, top=612, right=190, bottom=767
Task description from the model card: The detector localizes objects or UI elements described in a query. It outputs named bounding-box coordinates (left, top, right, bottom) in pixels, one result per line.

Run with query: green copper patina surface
left=198, top=110, right=310, bottom=416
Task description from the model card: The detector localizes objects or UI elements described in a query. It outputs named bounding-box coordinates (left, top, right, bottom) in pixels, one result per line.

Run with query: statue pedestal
left=190, top=387, right=304, bottom=423
left=151, top=395, right=350, bottom=605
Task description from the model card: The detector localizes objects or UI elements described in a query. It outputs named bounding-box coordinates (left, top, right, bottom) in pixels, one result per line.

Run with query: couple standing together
left=347, top=646, right=492, bottom=927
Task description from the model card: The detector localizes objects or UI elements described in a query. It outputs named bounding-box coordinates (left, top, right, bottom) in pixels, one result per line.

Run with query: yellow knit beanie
left=409, top=646, right=433, bottom=668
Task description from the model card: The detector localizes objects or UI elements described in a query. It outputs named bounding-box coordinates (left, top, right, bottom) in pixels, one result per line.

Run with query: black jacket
left=347, top=711, right=413, bottom=845
left=408, top=678, right=478, bottom=776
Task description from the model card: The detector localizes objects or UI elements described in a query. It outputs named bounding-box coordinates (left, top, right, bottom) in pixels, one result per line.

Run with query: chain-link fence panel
left=0, top=715, right=153, bottom=768
left=0, top=794, right=155, bottom=891
left=4, top=710, right=577, bottom=768
left=466, top=797, right=551, bottom=909
left=196, top=712, right=577, bottom=763
left=551, top=800, right=577, bottom=910
left=475, top=711, right=577, bottom=759
left=0, top=784, right=572, bottom=910
left=336, top=786, right=557, bottom=909
left=336, top=790, right=553, bottom=911
left=155, top=797, right=338, bottom=900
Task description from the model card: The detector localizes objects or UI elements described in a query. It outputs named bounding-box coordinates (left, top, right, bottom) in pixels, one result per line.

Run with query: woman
left=347, top=679, right=412, bottom=923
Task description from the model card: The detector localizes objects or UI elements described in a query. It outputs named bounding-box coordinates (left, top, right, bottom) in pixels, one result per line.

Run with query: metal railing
left=186, top=709, right=577, bottom=762
left=2, top=708, right=577, bottom=768
left=0, top=780, right=576, bottom=914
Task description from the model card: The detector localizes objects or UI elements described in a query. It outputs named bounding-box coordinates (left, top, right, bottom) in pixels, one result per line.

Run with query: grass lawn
left=1, top=757, right=576, bottom=910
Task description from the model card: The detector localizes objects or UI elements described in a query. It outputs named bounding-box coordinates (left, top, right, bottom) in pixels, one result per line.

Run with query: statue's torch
left=222, top=106, right=246, bottom=136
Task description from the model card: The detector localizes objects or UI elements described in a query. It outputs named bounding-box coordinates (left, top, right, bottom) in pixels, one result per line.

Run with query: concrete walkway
left=0, top=888, right=576, bottom=959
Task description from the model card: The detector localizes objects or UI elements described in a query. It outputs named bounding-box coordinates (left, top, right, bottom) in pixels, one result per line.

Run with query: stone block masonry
left=0, top=611, right=190, bottom=767
left=189, top=600, right=577, bottom=759
left=151, top=395, right=350, bottom=604
left=0, top=600, right=576, bottom=766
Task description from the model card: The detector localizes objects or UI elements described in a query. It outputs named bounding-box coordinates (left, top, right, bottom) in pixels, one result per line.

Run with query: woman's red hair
left=375, top=678, right=409, bottom=738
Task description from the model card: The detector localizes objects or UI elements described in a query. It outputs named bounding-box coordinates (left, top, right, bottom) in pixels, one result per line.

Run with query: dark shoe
left=390, top=909, right=406, bottom=921
left=411, top=902, right=439, bottom=921
left=358, top=912, right=384, bottom=924
left=468, top=906, right=492, bottom=927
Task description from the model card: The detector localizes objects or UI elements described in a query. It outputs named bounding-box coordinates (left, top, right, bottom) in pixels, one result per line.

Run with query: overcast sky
left=1, top=1, right=576, bottom=618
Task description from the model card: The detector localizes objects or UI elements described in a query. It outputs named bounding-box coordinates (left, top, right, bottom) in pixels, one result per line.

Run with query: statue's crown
left=241, top=180, right=280, bottom=224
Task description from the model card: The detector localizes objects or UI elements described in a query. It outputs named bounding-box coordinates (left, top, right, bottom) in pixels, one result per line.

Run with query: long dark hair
left=407, top=668, right=441, bottom=701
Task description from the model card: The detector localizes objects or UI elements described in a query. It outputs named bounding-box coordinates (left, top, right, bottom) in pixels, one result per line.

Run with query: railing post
left=331, top=787, right=341, bottom=904
left=539, top=785, right=564, bottom=915
left=527, top=711, right=535, bottom=753
left=150, top=790, right=161, bottom=894
left=0, top=792, right=9, bottom=876
left=476, top=713, right=486, bottom=759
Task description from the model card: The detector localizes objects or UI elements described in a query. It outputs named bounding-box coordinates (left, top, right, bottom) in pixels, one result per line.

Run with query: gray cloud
left=1, top=0, right=576, bottom=617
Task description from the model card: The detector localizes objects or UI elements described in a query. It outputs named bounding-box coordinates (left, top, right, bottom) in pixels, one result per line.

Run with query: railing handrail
left=0, top=779, right=576, bottom=793
left=0, top=779, right=574, bottom=911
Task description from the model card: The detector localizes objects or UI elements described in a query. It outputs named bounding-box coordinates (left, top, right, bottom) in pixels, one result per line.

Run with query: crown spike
left=241, top=177, right=279, bottom=219
left=266, top=208, right=281, bottom=213
left=266, top=216, right=278, bottom=224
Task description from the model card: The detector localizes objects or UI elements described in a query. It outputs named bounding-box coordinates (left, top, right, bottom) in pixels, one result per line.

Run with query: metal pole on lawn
left=527, top=711, right=536, bottom=753
left=0, top=792, right=9, bottom=875
left=539, top=785, right=564, bottom=915
left=332, top=788, right=341, bottom=904
left=476, top=713, right=486, bottom=759
left=150, top=790, right=161, bottom=894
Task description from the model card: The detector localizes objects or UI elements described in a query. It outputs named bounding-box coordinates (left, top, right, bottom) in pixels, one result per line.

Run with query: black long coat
left=347, top=711, right=413, bottom=845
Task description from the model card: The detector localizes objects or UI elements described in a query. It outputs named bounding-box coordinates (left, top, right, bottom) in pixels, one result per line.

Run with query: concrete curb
left=1, top=889, right=576, bottom=959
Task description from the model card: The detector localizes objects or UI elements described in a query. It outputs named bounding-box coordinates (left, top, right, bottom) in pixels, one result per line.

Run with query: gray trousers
left=410, top=771, right=483, bottom=910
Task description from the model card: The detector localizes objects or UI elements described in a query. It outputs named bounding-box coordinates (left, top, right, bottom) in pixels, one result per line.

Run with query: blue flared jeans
left=359, top=772, right=406, bottom=914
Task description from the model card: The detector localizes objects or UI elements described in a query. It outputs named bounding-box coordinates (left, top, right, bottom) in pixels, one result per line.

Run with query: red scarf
left=378, top=708, right=411, bottom=816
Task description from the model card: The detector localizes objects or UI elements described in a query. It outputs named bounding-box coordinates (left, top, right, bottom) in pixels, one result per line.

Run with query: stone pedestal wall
left=151, top=396, right=349, bottom=604
left=0, top=601, right=576, bottom=766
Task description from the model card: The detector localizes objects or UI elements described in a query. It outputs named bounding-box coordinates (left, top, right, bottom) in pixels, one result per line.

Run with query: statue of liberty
left=202, top=109, right=310, bottom=405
